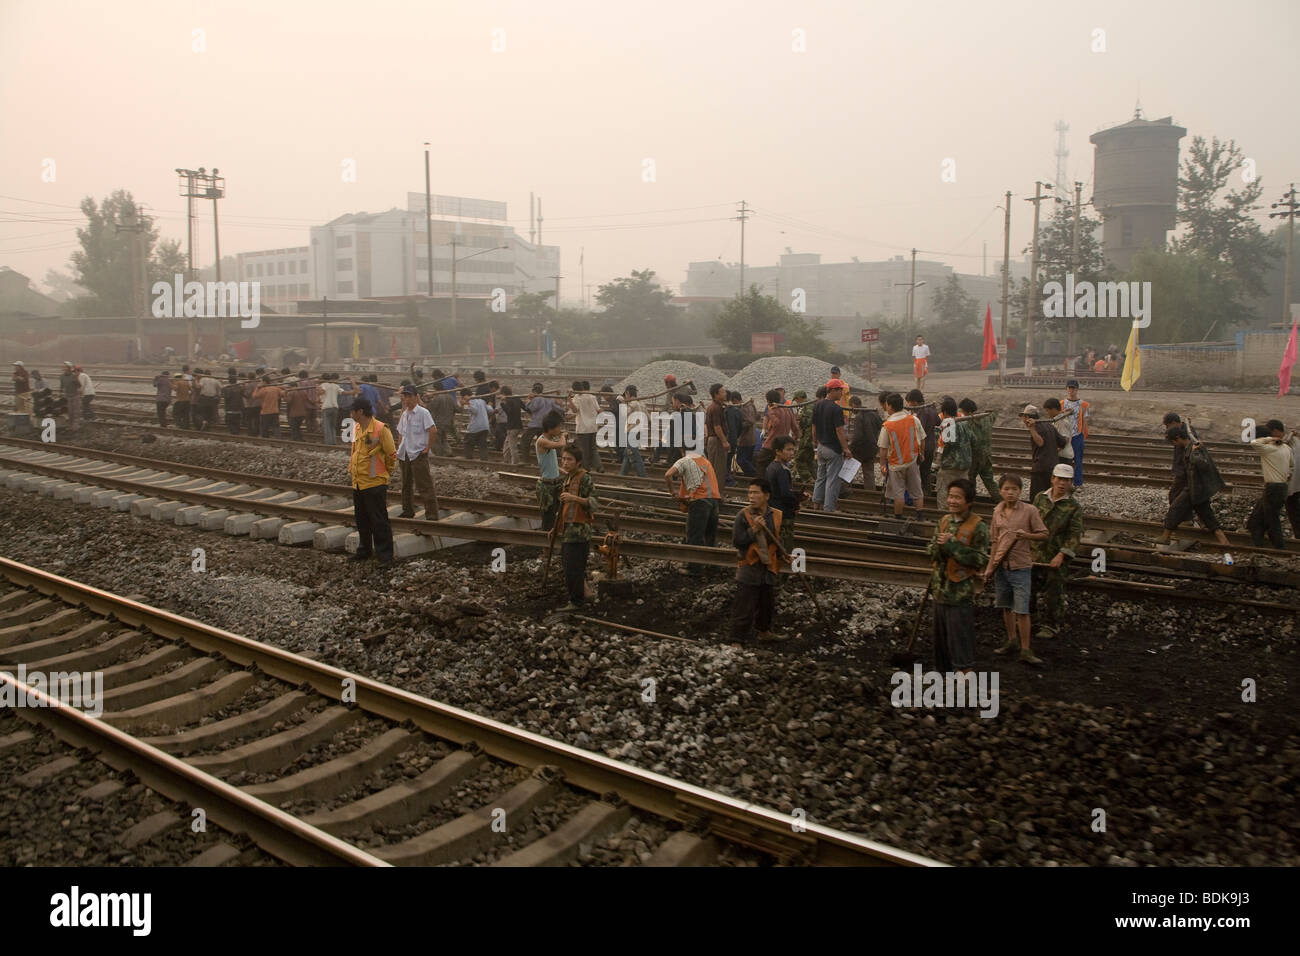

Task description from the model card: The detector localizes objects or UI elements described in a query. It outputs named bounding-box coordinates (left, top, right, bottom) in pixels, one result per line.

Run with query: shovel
left=889, top=587, right=930, bottom=667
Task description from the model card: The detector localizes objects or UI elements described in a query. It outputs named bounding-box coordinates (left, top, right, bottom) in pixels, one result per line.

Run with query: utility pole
left=735, top=200, right=750, bottom=297
left=115, top=205, right=150, bottom=359
left=450, top=235, right=457, bottom=327
left=322, top=296, right=329, bottom=363
left=1000, top=190, right=1011, bottom=384
left=529, top=192, right=535, bottom=245
left=208, top=169, right=224, bottom=282
left=907, top=247, right=917, bottom=334
left=1271, top=184, right=1298, bottom=325
left=1069, top=180, right=1083, bottom=359
left=537, top=198, right=543, bottom=245
left=424, top=143, right=433, bottom=299
left=177, top=167, right=222, bottom=359
left=541, top=274, right=562, bottom=365
left=1024, top=181, right=1053, bottom=377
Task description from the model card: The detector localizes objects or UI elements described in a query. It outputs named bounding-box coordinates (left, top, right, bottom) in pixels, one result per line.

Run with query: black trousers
left=1029, top=470, right=1052, bottom=500
left=174, top=400, right=191, bottom=429
left=260, top=413, right=280, bottom=438
left=225, top=412, right=241, bottom=435
left=562, top=540, right=590, bottom=605
left=289, top=415, right=305, bottom=441
left=156, top=402, right=169, bottom=426
left=731, top=579, right=775, bottom=640
left=352, top=485, right=394, bottom=561
left=464, top=430, right=489, bottom=458
left=685, top=498, right=719, bottom=574
left=754, top=447, right=775, bottom=475
left=1247, top=482, right=1288, bottom=548
left=1164, top=491, right=1220, bottom=533
left=1287, top=492, right=1300, bottom=539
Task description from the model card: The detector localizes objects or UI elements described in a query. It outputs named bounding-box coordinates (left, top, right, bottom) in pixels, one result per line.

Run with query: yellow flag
left=1120, top=321, right=1140, bottom=391
left=352, top=331, right=360, bottom=359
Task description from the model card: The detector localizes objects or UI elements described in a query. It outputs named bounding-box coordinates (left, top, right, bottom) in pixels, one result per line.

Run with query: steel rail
left=0, top=661, right=388, bottom=867
left=0, top=557, right=937, bottom=867
left=2, top=446, right=1296, bottom=611
left=7, top=437, right=1295, bottom=585
left=3, top=438, right=1298, bottom=589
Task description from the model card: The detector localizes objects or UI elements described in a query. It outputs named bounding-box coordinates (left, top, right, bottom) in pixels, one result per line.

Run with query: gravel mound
left=726, top=357, right=873, bottom=401
left=616, top=361, right=719, bottom=401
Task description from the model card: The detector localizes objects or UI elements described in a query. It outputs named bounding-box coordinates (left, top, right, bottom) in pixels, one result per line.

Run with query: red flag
left=1279, top=320, right=1298, bottom=397
left=390, top=335, right=398, bottom=359
left=980, top=303, right=997, bottom=369
left=488, top=329, right=495, bottom=361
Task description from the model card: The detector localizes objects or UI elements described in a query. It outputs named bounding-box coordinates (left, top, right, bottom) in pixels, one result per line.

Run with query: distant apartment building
left=236, top=247, right=312, bottom=310
left=681, top=252, right=1024, bottom=348
left=234, top=193, right=560, bottom=311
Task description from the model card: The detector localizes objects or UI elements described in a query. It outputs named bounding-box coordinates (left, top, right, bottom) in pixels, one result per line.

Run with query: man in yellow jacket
left=349, top=397, right=397, bottom=566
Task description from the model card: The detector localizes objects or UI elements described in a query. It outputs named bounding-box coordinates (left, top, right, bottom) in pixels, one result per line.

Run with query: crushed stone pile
left=616, top=360, right=720, bottom=402
left=725, top=356, right=873, bottom=401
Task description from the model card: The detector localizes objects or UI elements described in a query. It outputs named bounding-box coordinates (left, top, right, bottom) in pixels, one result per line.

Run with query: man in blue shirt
left=461, top=387, right=491, bottom=459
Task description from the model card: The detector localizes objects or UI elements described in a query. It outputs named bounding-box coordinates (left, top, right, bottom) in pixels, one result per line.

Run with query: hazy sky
left=2, top=0, right=1296, bottom=300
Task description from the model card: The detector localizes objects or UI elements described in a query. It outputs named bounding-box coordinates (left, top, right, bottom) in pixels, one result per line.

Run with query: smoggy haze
left=1, top=0, right=1296, bottom=298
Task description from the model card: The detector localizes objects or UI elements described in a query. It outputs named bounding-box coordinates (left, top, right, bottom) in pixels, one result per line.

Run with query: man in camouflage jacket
left=926, top=477, right=990, bottom=672
left=1031, top=463, right=1085, bottom=639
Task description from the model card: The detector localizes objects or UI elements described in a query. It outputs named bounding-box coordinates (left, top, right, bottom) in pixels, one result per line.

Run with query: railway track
left=0, top=402, right=1270, bottom=494
left=0, top=438, right=1296, bottom=612
left=0, top=558, right=934, bottom=867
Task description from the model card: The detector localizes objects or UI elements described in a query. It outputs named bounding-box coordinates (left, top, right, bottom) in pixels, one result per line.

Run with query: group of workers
left=10, top=360, right=96, bottom=431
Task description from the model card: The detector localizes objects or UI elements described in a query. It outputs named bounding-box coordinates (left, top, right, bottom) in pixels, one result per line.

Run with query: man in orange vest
left=926, top=477, right=990, bottom=672
left=1062, top=379, right=1090, bottom=488
left=877, top=391, right=926, bottom=519
left=664, top=447, right=721, bottom=576
left=348, top=397, right=398, bottom=567
left=731, top=478, right=786, bottom=642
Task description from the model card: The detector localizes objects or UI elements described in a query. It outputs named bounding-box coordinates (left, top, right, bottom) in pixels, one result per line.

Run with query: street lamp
left=450, top=242, right=508, bottom=327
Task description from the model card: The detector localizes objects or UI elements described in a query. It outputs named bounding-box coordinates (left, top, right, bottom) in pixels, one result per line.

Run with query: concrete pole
left=1000, top=191, right=1011, bottom=383
left=1069, top=181, right=1082, bottom=359
left=1024, top=181, right=1049, bottom=377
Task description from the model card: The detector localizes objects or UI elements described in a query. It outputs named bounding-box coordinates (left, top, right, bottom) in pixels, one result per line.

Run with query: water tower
left=1089, top=110, right=1186, bottom=272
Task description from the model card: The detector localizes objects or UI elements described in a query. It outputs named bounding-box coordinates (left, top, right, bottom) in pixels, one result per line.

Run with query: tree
left=40, top=268, right=86, bottom=302
left=69, top=189, right=182, bottom=315
left=709, top=285, right=830, bottom=355
left=1173, top=136, right=1276, bottom=298
left=1110, top=247, right=1238, bottom=344
left=930, top=274, right=980, bottom=329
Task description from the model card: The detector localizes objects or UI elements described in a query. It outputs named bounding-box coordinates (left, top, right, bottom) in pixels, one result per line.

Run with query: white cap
left=12, top=360, right=23, bottom=366
left=1052, top=463, right=1074, bottom=479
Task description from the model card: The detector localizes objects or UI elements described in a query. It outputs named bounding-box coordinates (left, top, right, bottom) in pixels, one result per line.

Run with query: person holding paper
left=811, top=378, right=856, bottom=513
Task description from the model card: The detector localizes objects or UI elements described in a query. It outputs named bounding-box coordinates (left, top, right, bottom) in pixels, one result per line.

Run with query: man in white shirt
left=569, top=381, right=604, bottom=473
left=319, top=373, right=343, bottom=445
left=912, top=336, right=931, bottom=390
left=1246, top=419, right=1293, bottom=549
left=76, top=366, right=96, bottom=421
left=395, top=385, right=440, bottom=519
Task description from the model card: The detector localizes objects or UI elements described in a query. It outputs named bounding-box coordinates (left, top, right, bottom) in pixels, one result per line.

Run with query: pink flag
left=1279, top=320, right=1298, bottom=398
left=488, top=329, right=496, bottom=361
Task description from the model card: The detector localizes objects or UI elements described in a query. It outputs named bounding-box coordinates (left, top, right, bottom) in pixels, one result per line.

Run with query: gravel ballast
left=1, top=471, right=1295, bottom=866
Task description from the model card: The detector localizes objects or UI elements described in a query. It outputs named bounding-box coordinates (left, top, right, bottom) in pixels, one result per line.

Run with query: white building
left=236, top=246, right=312, bottom=309
left=234, top=194, right=561, bottom=310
